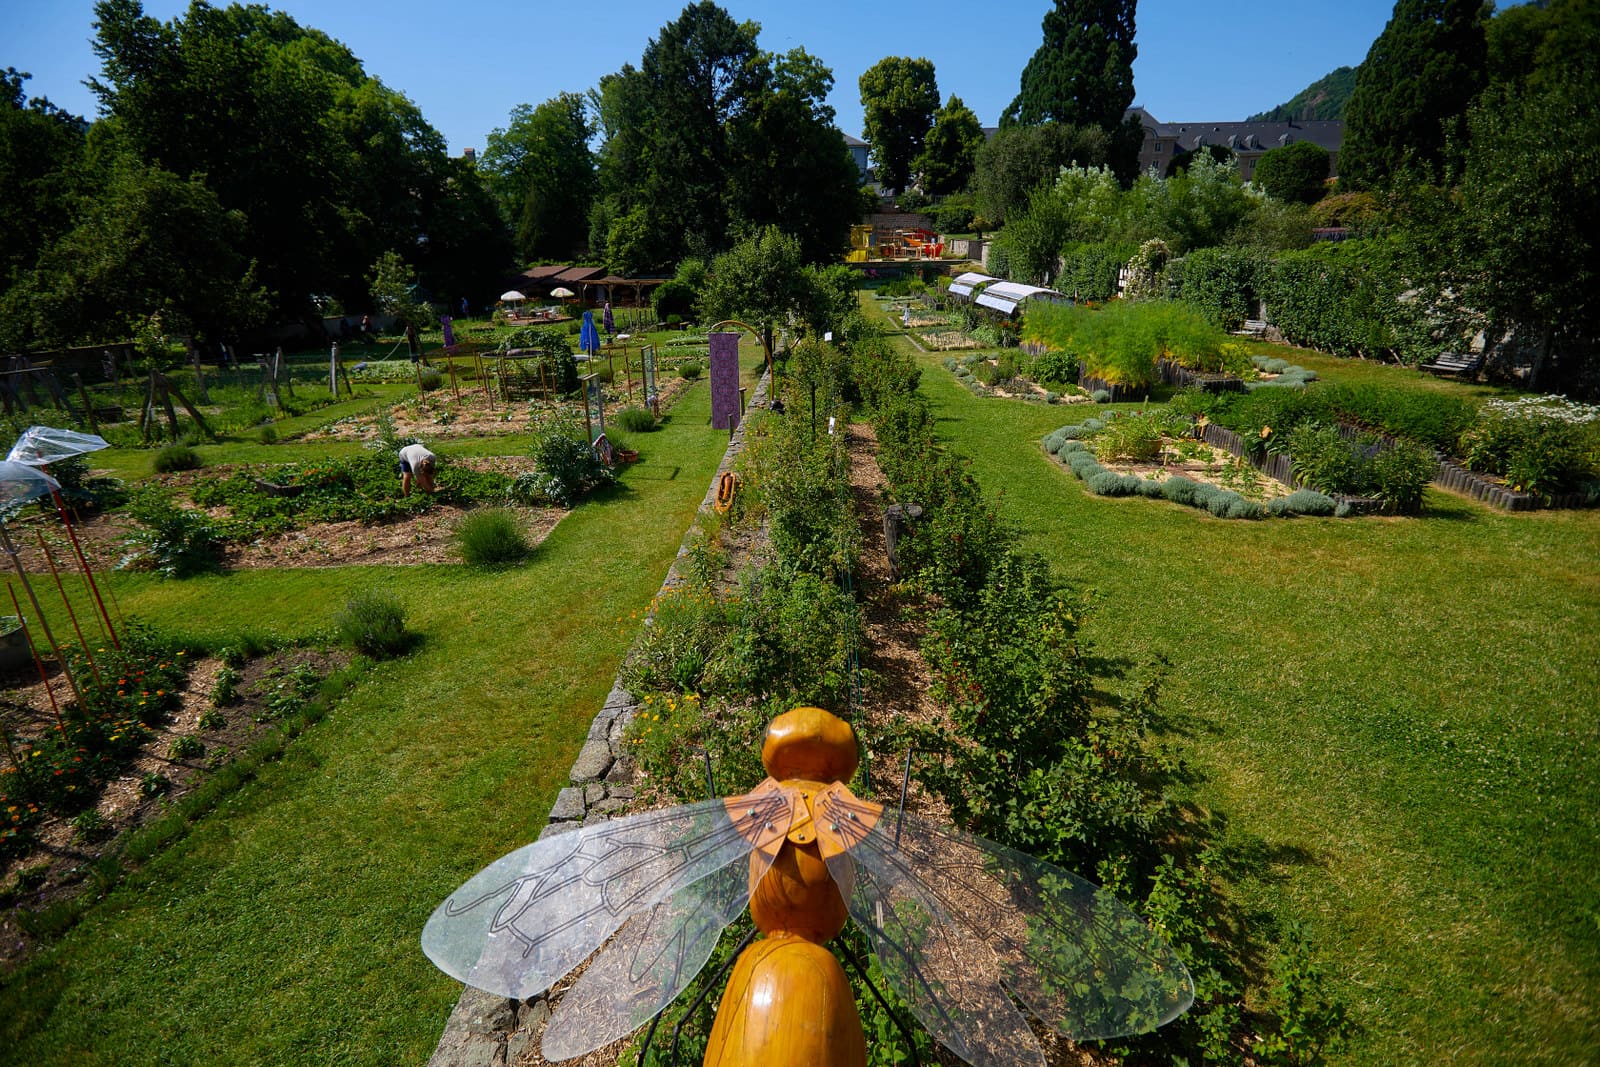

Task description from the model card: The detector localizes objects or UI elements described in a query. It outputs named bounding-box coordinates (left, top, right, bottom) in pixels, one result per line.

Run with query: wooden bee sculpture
left=422, top=707, right=1193, bottom=1066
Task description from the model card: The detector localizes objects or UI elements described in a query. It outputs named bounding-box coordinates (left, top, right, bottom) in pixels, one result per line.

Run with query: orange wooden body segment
left=703, top=936, right=867, bottom=1067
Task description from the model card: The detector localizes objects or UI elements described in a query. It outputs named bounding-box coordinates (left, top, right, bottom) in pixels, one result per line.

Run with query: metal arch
left=707, top=319, right=774, bottom=379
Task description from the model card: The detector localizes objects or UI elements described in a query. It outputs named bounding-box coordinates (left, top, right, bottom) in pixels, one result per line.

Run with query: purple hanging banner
left=709, top=332, right=740, bottom=430
left=440, top=315, right=455, bottom=349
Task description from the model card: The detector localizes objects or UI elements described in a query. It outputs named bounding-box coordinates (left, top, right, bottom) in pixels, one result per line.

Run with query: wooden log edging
left=1078, top=372, right=1144, bottom=403
left=427, top=370, right=773, bottom=1067
left=1156, top=358, right=1245, bottom=394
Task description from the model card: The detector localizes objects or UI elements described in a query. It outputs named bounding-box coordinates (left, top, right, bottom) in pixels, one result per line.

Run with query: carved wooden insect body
left=422, top=708, right=1192, bottom=1066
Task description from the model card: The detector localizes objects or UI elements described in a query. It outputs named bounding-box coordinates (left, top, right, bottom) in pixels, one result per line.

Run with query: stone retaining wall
left=427, top=371, right=771, bottom=1067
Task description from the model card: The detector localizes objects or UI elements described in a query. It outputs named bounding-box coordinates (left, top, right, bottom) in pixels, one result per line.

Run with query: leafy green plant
left=257, top=425, right=278, bottom=445
left=152, top=444, right=202, bottom=473
left=455, top=509, right=530, bottom=567
left=120, top=488, right=224, bottom=578
left=509, top=411, right=616, bottom=508
left=334, top=590, right=413, bottom=657
left=197, top=708, right=227, bottom=730
left=212, top=664, right=240, bottom=705
left=1459, top=395, right=1600, bottom=496
left=1368, top=440, right=1436, bottom=511
left=139, top=772, right=170, bottom=797
left=612, top=405, right=658, bottom=433
left=170, top=735, right=205, bottom=760
left=70, top=809, right=112, bottom=843
left=678, top=360, right=702, bottom=380
left=1092, top=411, right=1167, bottom=463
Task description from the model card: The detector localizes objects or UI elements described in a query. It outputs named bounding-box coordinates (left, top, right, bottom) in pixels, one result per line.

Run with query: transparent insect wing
left=422, top=783, right=798, bottom=1001
left=815, top=784, right=1193, bottom=1063
left=541, top=843, right=774, bottom=1061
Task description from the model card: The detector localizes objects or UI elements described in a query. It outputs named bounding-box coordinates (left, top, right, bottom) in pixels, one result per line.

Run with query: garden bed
left=1, top=646, right=349, bottom=969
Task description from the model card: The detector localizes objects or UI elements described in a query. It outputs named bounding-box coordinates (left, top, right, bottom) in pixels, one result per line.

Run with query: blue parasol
left=580, top=310, right=600, bottom=358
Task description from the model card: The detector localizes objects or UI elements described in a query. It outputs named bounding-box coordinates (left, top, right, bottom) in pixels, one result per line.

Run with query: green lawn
left=903, top=335, right=1600, bottom=1062
left=1, top=373, right=738, bottom=1065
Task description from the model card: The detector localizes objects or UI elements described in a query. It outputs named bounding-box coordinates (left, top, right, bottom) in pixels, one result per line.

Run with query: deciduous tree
left=480, top=94, right=596, bottom=262
left=1252, top=141, right=1331, bottom=204
left=858, top=56, right=939, bottom=195
left=916, top=94, right=984, bottom=196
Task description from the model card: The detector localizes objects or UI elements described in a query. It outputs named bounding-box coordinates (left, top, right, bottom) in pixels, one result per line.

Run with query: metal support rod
left=1, top=523, right=83, bottom=707
left=837, top=939, right=923, bottom=1066
left=35, top=531, right=102, bottom=688
left=50, top=488, right=118, bottom=648
left=8, top=580, right=62, bottom=725
left=700, top=748, right=716, bottom=801
left=896, top=749, right=913, bottom=848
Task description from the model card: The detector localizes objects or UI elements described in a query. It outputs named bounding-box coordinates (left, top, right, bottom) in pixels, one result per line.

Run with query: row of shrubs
left=853, top=317, right=1344, bottom=1058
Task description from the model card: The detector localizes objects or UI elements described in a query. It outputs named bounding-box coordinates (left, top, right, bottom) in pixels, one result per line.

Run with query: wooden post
left=188, top=340, right=211, bottom=403
left=73, top=374, right=100, bottom=435
left=157, top=372, right=181, bottom=439
left=158, top=373, right=212, bottom=439
left=280, top=347, right=294, bottom=399
left=329, top=341, right=340, bottom=395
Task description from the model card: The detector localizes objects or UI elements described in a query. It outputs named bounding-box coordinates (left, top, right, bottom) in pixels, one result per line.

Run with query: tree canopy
left=480, top=94, right=596, bottom=262
left=1339, top=0, right=1488, bottom=188
left=858, top=56, right=940, bottom=195
left=592, top=3, right=859, bottom=273
left=916, top=94, right=984, bottom=196
left=0, top=0, right=514, bottom=347
left=1004, top=0, right=1137, bottom=131
left=972, top=122, right=1111, bottom=224
left=1252, top=141, right=1331, bottom=205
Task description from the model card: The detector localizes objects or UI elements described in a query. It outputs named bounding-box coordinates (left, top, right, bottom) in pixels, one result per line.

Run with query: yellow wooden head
left=761, top=707, right=858, bottom=784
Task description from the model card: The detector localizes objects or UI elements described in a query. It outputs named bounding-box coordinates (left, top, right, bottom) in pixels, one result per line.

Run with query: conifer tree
left=1003, top=0, right=1137, bottom=130
left=1339, top=0, right=1488, bottom=188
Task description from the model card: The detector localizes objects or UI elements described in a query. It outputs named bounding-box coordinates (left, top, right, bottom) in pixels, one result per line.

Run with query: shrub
left=1092, top=412, right=1166, bottom=463
left=612, top=405, right=658, bottom=433
left=334, top=590, right=412, bottom=657
left=679, top=361, right=703, bottom=380
left=1458, top=395, right=1600, bottom=497
left=1058, top=440, right=1088, bottom=454
left=1161, top=475, right=1202, bottom=506
left=1136, top=477, right=1167, bottom=498
left=1087, top=470, right=1142, bottom=496
left=257, top=425, right=278, bottom=445
left=512, top=411, right=616, bottom=507
left=455, top=509, right=530, bottom=567
left=417, top=367, right=444, bottom=391
left=1369, top=440, right=1436, bottom=512
left=1031, top=348, right=1079, bottom=388
left=1043, top=429, right=1069, bottom=455
left=1092, top=389, right=1111, bottom=403
left=120, top=489, right=223, bottom=578
left=1268, top=489, right=1339, bottom=517
left=152, top=444, right=202, bottom=473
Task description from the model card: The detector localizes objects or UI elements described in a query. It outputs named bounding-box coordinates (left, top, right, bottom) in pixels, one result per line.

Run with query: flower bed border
left=1156, top=358, right=1245, bottom=394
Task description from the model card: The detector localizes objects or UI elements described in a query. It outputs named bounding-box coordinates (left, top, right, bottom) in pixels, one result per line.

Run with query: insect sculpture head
left=761, top=705, right=857, bottom=784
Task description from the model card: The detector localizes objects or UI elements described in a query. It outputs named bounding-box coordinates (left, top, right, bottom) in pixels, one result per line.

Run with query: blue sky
left=6, top=0, right=1411, bottom=154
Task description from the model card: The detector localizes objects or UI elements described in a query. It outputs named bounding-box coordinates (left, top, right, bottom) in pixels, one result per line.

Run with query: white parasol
left=550, top=287, right=576, bottom=299
left=500, top=290, right=527, bottom=303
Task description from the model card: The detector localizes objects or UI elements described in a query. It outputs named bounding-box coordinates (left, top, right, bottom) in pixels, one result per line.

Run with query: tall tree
left=729, top=48, right=861, bottom=263
left=916, top=94, right=985, bottom=196
left=85, top=0, right=508, bottom=319
left=479, top=94, right=595, bottom=261
left=592, top=3, right=861, bottom=273
left=972, top=122, right=1110, bottom=224
left=0, top=70, right=87, bottom=290
left=1004, top=0, right=1136, bottom=127
left=858, top=56, right=939, bottom=195
left=1339, top=0, right=1489, bottom=189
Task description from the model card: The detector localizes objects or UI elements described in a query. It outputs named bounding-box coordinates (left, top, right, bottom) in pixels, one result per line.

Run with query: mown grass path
left=2, top=378, right=731, bottom=1065
left=900, top=329, right=1600, bottom=1063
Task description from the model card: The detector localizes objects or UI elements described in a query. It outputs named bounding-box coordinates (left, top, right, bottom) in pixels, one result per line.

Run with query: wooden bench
left=1420, top=350, right=1484, bottom=377
left=1231, top=319, right=1269, bottom=339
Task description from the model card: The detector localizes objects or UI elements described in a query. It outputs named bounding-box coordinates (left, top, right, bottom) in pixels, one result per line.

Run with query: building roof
left=520, top=265, right=569, bottom=280
left=553, top=266, right=605, bottom=283
left=841, top=133, right=868, bottom=148
left=1134, top=110, right=1343, bottom=154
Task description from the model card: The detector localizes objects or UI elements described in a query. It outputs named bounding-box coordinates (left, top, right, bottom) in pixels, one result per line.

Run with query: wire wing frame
left=815, top=783, right=1193, bottom=1067
left=422, top=781, right=798, bottom=1002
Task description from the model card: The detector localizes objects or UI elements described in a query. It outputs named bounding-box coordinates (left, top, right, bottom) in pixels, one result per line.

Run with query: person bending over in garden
left=398, top=442, right=437, bottom=496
